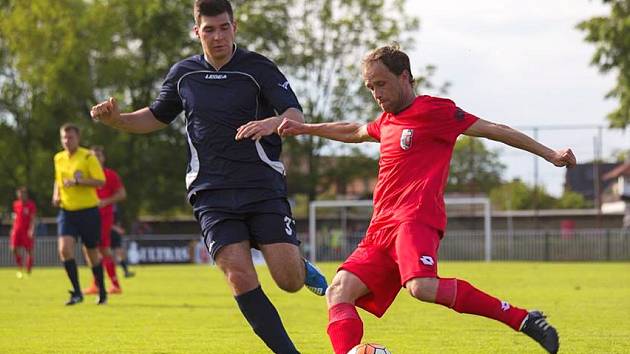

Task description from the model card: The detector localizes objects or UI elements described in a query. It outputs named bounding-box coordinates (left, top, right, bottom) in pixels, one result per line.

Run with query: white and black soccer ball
left=347, top=343, right=392, bottom=354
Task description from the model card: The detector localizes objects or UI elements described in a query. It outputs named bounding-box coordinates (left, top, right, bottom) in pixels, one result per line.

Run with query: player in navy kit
left=90, top=1, right=326, bottom=352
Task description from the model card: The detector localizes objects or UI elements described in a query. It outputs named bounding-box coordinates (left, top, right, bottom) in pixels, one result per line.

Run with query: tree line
left=1, top=0, right=625, bottom=224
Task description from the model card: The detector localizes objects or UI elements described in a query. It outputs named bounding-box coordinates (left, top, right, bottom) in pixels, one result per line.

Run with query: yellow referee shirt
left=54, top=147, right=105, bottom=211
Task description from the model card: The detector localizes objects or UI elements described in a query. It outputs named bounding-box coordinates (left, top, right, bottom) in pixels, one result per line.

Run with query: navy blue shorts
left=110, top=228, right=122, bottom=249
left=192, top=190, right=300, bottom=260
left=57, top=207, right=101, bottom=249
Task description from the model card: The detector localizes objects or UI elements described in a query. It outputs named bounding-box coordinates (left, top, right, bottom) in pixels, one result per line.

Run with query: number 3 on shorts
left=284, top=216, right=294, bottom=236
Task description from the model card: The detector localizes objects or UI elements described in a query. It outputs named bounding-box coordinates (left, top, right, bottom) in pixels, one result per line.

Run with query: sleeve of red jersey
left=110, top=170, right=124, bottom=191
left=366, top=113, right=385, bottom=141
left=433, top=99, right=479, bottom=142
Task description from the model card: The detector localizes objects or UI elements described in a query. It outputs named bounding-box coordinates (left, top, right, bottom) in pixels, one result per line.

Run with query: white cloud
left=405, top=0, right=628, bottom=196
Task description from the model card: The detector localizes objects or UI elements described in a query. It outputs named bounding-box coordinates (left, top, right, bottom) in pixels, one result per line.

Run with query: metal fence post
left=544, top=231, right=550, bottom=262
left=606, top=229, right=611, bottom=261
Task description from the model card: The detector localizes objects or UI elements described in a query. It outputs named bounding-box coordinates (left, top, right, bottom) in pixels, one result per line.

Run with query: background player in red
left=110, top=210, right=135, bottom=278
left=10, top=186, right=37, bottom=278
left=83, top=145, right=127, bottom=295
left=279, top=45, right=576, bottom=354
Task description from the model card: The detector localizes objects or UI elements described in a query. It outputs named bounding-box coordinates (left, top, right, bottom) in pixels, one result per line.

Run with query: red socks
left=436, top=278, right=528, bottom=331
left=25, top=254, right=33, bottom=273
left=327, top=303, right=363, bottom=354
left=14, top=253, right=23, bottom=268
left=102, top=256, right=120, bottom=288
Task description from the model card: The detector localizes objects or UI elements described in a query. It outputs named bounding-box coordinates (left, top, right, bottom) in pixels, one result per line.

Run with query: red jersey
left=366, top=96, right=478, bottom=233
left=12, top=199, right=36, bottom=231
left=97, top=168, right=124, bottom=216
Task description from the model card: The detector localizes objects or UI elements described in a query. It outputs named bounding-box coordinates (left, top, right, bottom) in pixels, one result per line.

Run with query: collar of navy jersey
left=202, top=43, right=238, bottom=71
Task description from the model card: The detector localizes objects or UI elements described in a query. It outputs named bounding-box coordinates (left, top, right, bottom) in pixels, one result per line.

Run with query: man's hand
left=98, top=199, right=110, bottom=209
left=546, top=148, right=577, bottom=168
left=63, top=177, right=81, bottom=187
left=52, top=196, right=60, bottom=207
left=235, top=116, right=282, bottom=140
left=278, top=118, right=308, bottom=137
left=90, top=97, right=120, bottom=126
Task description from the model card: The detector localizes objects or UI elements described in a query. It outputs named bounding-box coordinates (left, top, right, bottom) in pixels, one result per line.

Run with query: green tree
left=0, top=0, right=198, bottom=221
left=490, top=179, right=558, bottom=210
left=0, top=0, right=434, bottom=222
left=578, top=0, right=630, bottom=129
left=274, top=0, right=429, bottom=201
left=448, top=136, right=506, bottom=194
left=319, top=148, right=378, bottom=198
left=0, top=0, right=95, bottom=217
left=555, top=189, right=590, bottom=209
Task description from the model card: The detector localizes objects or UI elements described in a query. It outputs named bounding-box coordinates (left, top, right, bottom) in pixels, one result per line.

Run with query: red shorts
left=339, top=221, right=442, bottom=317
left=99, top=211, right=113, bottom=249
left=10, top=228, right=34, bottom=250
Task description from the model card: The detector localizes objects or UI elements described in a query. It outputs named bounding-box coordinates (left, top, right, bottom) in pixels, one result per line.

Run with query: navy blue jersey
left=149, top=45, right=301, bottom=204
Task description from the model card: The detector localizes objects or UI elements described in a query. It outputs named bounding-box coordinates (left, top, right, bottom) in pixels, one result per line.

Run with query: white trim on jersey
left=255, top=139, right=286, bottom=176
left=185, top=126, right=201, bottom=189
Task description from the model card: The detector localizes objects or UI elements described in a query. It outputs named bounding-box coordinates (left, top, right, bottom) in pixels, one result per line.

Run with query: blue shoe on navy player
left=521, top=311, right=559, bottom=354
left=303, top=259, right=327, bottom=296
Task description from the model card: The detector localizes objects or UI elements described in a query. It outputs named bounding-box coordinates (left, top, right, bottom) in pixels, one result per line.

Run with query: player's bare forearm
left=279, top=119, right=374, bottom=143
left=101, top=187, right=127, bottom=208
left=235, top=107, right=304, bottom=140
left=280, top=107, right=305, bottom=124
left=465, top=119, right=576, bottom=167
left=28, top=219, right=36, bottom=238
left=105, top=109, right=166, bottom=134
left=91, top=98, right=166, bottom=134
left=76, top=177, right=105, bottom=188
left=52, top=182, right=60, bottom=207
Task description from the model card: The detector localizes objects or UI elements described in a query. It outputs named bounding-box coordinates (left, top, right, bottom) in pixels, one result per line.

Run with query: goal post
left=308, top=197, right=492, bottom=263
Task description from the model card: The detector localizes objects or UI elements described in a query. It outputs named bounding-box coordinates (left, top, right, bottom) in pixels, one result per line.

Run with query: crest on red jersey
left=400, top=128, right=413, bottom=150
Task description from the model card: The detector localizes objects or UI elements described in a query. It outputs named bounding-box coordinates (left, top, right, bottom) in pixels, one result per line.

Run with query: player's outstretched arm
left=90, top=97, right=167, bottom=134
left=464, top=118, right=576, bottom=167
left=235, top=107, right=304, bottom=141
left=278, top=118, right=376, bottom=143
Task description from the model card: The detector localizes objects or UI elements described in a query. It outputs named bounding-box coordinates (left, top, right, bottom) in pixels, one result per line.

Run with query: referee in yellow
left=53, top=123, right=107, bottom=305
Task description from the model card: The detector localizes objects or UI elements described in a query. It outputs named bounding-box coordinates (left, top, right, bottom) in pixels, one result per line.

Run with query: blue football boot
left=303, top=259, right=328, bottom=296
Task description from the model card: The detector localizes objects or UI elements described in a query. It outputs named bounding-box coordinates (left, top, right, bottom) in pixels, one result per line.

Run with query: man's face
left=16, top=189, right=27, bottom=201
left=60, top=129, right=79, bottom=152
left=363, top=61, right=408, bottom=114
left=195, top=12, right=236, bottom=64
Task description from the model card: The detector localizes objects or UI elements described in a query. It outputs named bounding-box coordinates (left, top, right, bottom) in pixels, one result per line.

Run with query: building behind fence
left=1, top=209, right=629, bottom=266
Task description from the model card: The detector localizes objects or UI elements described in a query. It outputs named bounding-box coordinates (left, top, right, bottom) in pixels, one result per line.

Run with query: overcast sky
left=405, top=0, right=629, bottom=196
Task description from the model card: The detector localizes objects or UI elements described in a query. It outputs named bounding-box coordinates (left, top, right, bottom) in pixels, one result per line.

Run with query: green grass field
left=1, top=262, right=629, bottom=353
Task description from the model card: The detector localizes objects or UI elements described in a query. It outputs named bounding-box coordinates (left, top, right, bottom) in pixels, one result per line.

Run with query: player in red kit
left=279, top=45, right=575, bottom=354
left=83, top=146, right=127, bottom=295
left=10, top=187, right=37, bottom=278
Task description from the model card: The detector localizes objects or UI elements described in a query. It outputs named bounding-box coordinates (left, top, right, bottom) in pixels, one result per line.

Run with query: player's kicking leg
left=400, top=223, right=559, bottom=353
left=408, top=277, right=559, bottom=353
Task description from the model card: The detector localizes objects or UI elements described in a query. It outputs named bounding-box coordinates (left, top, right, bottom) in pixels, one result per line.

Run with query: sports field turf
left=1, top=262, right=628, bottom=353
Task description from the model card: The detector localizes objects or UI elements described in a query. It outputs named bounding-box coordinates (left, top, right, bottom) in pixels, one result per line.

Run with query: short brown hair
left=194, top=0, right=234, bottom=25
left=363, top=44, right=414, bottom=85
left=60, top=123, right=80, bottom=135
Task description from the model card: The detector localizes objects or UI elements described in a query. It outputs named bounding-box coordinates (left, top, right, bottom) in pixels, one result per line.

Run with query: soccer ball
left=347, top=343, right=392, bottom=354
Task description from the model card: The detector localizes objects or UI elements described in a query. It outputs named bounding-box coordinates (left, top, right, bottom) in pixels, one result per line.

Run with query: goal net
left=307, top=197, right=492, bottom=263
